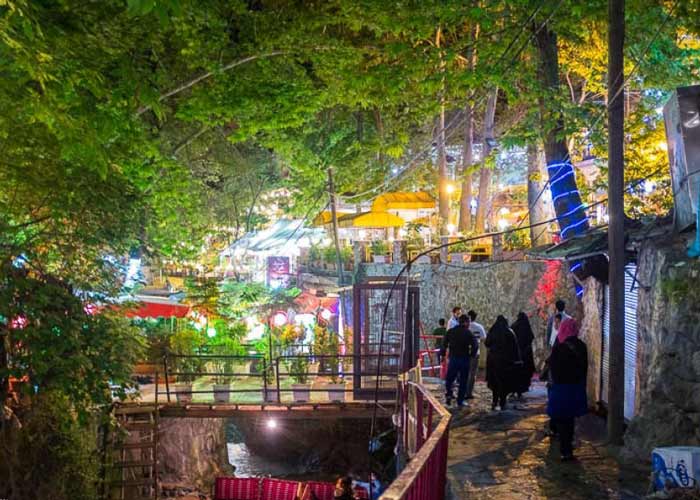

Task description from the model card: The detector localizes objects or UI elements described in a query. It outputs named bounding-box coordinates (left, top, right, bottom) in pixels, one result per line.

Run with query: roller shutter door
left=600, top=263, right=638, bottom=420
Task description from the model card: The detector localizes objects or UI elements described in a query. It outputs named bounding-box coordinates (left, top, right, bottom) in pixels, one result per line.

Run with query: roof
left=527, top=220, right=675, bottom=260
left=125, top=301, right=191, bottom=319
left=337, top=211, right=405, bottom=228
left=222, top=220, right=326, bottom=254
left=371, top=192, right=435, bottom=211
left=527, top=229, right=608, bottom=260
left=312, top=210, right=352, bottom=227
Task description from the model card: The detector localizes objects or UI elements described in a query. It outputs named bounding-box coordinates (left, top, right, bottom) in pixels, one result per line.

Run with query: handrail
left=380, top=367, right=451, bottom=500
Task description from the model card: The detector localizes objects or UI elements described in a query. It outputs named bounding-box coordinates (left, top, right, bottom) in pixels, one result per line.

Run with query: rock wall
left=358, top=261, right=578, bottom=366
left=580, top=277, right=604, bottom=403
left=622, top=236, right=700, bottom=461
left=158, top=418, right=229, bottom=493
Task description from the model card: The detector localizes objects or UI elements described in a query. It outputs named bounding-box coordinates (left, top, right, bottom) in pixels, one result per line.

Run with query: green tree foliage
left=0, top=392, right=102, bottom=500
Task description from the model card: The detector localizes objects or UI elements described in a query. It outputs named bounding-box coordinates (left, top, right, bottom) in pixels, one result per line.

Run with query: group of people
left=436, top=306, right=535, bottom=410
left=436, top=299, right=589, bottom=462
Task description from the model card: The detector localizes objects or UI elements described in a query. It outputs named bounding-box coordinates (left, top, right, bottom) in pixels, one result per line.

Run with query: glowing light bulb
left=446, top=183, right=456, bottom=195
left=658, top=141, right=668, bottom=152
left=266, top=418, right=278, bottom=430
left=497, top=219, right=509, bottom=231
left=272, top=312, right=287, bottom=327
left=207, top=326, right=217, bottom=338
left=320, top=308, right=332, bottom=321
left=446, top=223, right=456, bottom=235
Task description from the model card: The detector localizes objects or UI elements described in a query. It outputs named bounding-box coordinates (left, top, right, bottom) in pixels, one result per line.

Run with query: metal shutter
left=623, top=264, right=639, bottom=420
left=600, top=264, right=638, bottom=420
left=601, top=284, right=610, bottom=403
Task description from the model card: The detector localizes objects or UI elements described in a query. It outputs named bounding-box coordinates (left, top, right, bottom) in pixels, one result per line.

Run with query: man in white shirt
left=547, top=300, right=570, bottom=346
left=447, top=306, right=462, bottom=330
left=466, top=309, right=487, bottom=398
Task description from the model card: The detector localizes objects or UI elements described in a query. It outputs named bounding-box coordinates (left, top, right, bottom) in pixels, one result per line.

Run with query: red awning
left=125, top=301, right=191, bottom=319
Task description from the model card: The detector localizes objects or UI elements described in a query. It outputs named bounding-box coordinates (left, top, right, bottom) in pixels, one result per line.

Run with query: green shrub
left=0, top=392, right=100, bottom=500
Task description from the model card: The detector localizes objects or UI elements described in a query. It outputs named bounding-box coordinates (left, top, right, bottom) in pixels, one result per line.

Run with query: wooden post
left=327, top=168, right=345, bottom=284
left=607, top=0, right=626, bottom=444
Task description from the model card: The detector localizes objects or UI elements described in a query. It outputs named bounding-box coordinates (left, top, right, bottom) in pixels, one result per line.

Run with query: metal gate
left=601, top=263, right=638, bottom=420
left=353, top=278, right=420, bottom=400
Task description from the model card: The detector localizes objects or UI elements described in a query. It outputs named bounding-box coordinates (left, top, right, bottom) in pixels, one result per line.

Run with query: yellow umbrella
left=371, top=192, right=435, bottom=211
left=337, top=211, right=405, bottom=228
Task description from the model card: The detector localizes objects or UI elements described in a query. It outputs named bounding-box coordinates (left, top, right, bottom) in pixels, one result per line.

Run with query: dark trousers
left=445, top=356, right=470, bottom=404
left=492, top=390, right=507, bottom=409
left=553, top=417, right=575, bottom=456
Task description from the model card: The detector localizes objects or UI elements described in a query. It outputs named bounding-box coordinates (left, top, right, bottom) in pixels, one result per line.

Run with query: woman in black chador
left=485, top=315, right=521, bottom=411
left=511, top=312, right=536, bottom=397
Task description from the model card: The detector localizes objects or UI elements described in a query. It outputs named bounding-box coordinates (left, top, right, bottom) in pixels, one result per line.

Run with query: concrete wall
left=358, top=261, right=578, bottom=366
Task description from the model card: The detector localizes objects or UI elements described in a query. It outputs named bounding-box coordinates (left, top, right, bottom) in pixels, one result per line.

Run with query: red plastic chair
left=214, top=477, right=260, bottom=500
left=305, top=481, right=335, bottom=500
left=261, top=478, right=301, bottom=500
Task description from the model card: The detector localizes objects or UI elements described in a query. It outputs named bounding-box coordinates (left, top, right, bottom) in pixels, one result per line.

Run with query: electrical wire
left=366, top=164, right=667, bottom=462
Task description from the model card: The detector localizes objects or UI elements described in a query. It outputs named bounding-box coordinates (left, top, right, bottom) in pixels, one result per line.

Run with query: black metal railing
left=157, top=351, right=401, bottom=404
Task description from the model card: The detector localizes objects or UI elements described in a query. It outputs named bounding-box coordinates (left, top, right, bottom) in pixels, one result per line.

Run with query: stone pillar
left=440, top=236, right=449, bottom=264
left=492, top=233, right=503, bottom=260
left=392, top=240, right=404, bottom=264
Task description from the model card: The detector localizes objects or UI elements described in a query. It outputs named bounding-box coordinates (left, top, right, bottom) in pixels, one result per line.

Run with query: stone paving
left=428, top=379, right=650, bottom=500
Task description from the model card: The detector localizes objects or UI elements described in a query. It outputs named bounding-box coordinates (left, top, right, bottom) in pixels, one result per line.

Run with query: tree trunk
left=474, top=89, right=498, bottom=233
left=607, top=0, right=626, bottom=445
left=437, top=107, right=450, bottom=229
left=458, top=103, right=474, bottom=232
left=527, top=143, right=553, bottom=246
left=533, top=24, right=588, bottom=240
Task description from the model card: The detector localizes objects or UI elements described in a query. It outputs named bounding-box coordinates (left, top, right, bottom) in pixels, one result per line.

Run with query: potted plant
left=261, top=363, right=278, bottom=403
left=371, top=240, right=390, bottom=264
left=289, top=356, right=311, bottom=402
left=212, top=358, right=233, bottom=403
left=313, top=325, right=345, bottom=402
left=170, top=328, right=204, bottom=403
left=448, top=241, right=470, bottom=263
left=256, top=330, right=280, bottom=403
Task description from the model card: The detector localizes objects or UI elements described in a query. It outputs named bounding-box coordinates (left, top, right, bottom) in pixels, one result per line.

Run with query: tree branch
left=136, top=51, right=288, bottom=116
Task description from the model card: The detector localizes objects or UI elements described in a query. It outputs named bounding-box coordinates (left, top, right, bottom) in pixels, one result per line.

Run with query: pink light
left=10, top=315, right=27, bottom=329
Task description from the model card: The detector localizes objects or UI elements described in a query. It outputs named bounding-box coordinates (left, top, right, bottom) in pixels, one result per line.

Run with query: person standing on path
left=547, top=299, right=570, bottom=347
left=485, top=315, right=521, bottom=411
left=447, top=306, right=462, bottom=330
left=547, top=318, right=588, bottom=461
left=432, top=318, right=447, bottom=363
left=511, top=312, right=536, bottom=398
left=466, top=310, right=486, bottom=399
left=440, top=314, right=478, bottom=407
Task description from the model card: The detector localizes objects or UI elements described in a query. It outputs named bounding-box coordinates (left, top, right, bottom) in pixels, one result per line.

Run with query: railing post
left=262, top=358, right=268, bottom=404
left=163, top=355, right=171, bottom=403
left=275, top=357, right=281, bottom=404
left=427, top=404, right=433, bottom=438
left=416, top=389, right=424, bottom=450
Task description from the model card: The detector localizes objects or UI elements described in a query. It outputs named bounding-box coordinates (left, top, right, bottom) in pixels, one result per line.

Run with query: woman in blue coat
left=547, top=318, right=588, bottom=461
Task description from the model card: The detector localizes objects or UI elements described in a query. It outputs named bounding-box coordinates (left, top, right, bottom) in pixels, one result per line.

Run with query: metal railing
left=380, top=366, right=451, bottom=500
left=157, top=351, right=401, bottom=403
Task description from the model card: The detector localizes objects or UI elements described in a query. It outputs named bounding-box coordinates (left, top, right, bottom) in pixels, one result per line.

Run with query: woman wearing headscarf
left=546, top=318, right=588, bottom=461
left=511, top=312, right=536, bottom=397
left=485, top=315, right=521, bottom=411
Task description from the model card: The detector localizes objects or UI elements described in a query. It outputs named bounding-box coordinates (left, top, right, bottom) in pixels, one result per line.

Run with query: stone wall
left=158, top=418, right=229, bottom=493
left=580, top=277, right=604, bottom=403
left=621, top=236, right=700, bottom=461
left=358, top=261, right=578, bottom=365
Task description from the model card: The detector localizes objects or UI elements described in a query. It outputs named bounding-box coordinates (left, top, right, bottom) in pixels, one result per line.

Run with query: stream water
left=224, top=417, right=395, bottom=483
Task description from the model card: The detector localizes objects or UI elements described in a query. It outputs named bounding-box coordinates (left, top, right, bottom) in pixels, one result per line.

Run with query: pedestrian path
left=426, top=379, right=649, bottom=499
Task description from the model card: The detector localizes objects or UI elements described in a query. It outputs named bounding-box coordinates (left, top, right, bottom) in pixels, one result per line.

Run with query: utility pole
left=607, top=0, right=626, bottom=444
left=327, top=168, right=345, bottom=285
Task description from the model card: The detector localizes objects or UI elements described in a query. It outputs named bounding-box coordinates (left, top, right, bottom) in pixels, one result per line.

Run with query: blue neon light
left=561, top=216, right=590, bottom=238
left=570, top=262, right=583, bottom=272
left=552, top=189, right=581, bottom=204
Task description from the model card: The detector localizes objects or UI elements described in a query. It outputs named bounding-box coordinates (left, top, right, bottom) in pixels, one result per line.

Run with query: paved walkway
left=430, top=379, right=649, bottom=500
